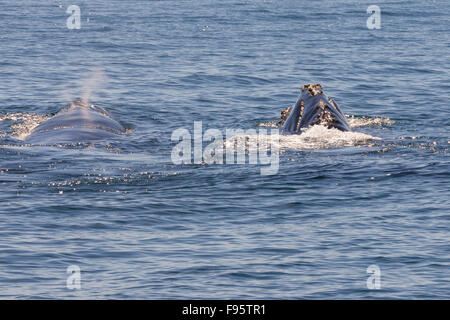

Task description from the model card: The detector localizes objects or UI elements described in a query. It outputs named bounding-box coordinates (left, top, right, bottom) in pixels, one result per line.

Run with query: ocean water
left=0, top=0, right=449, bottom=299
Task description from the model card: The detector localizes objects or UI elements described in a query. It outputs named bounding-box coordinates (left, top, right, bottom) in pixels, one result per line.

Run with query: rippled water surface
left=0, top=0, right=449, bottom=299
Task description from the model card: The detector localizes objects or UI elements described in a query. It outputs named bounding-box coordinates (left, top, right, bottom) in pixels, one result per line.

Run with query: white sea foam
left=0, top=112, right=51, bottom=141
left=254, top=114, right=391, bottom=150
left=227, top=125, right=381, bottom=151
left=345, top=115, right=394, bottom=128
left=259, top=115, right=394, bottom=129
left=258, top=121, right=279, bottom=128
left=277, top=125, right=381, bottom=149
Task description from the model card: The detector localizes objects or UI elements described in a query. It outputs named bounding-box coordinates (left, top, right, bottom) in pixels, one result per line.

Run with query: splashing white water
left=226, top=125, right=381, bottom=151
left=259, top=115, right=394, bottom=129
left=0, top=112, right=51, bottom=140
left=258, top=121, right=279, bottom=128
left=277, top=125, right=381, bottom=149
left=254, top=114, right=391, bottom=149
left=346, top=115, right=394, bottom=128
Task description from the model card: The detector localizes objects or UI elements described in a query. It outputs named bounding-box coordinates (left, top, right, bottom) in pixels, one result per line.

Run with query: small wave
left=346, top=115, right=394, bottom=128
left=258, top=120, right=278, bottom=128
left=0, top=112, right=51, bottom=141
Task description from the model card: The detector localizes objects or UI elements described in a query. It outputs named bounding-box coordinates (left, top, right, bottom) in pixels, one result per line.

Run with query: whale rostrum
left=279, top=84, right=351, bottom=134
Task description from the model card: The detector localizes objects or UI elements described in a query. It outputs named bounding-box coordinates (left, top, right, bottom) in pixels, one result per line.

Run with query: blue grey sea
left=0, top=0, right=449, bottom=299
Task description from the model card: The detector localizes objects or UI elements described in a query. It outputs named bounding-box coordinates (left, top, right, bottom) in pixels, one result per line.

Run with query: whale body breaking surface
left=25, top=99, right=126, bottom=144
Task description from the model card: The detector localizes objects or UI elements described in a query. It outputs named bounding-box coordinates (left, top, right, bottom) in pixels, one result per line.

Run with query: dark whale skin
left=280, top=84, right=351, bottom=134
left=25, top=100, right=126, bottom=144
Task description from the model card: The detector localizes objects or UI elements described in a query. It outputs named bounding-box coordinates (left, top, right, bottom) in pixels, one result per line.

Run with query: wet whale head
left=279, top=84, right=351, bottom=134
left=25, top=99, right=126, bottom=144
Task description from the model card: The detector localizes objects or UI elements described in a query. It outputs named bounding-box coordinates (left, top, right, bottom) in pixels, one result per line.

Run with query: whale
left=25, top=99, right=126, bottom=144
left=279, top=84, right=351, bottom=134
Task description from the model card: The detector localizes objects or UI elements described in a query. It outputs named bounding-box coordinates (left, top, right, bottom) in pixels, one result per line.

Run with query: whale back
left=25, top=100, right=126, bottom=144
left=281, top=84, right=351, bottom=134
